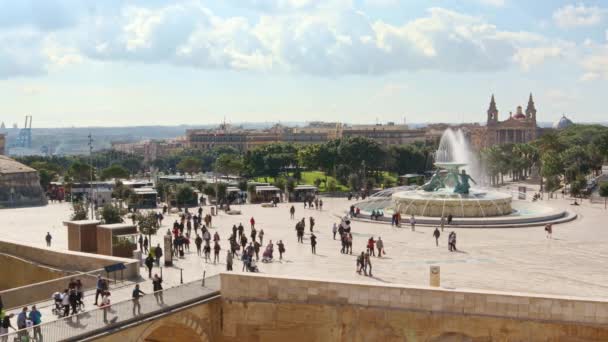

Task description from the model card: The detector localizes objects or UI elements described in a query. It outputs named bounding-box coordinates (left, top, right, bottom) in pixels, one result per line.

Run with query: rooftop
left=0, top=155, right=37, bottom=174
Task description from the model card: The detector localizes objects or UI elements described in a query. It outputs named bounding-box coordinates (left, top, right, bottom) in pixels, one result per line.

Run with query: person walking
left=214, top=241, right=221, bottom=264
left=356, top=252, right=365, bottom=274
left=204, top=241, right=211, bottom=263
left=376, top=237, right=384, bottom=257
left=145, top=254, right=154, bottom=278
left=310, top=233, right=317, bottom=254
left=155, top=244, right=163, bottom=266
left=132, top=284, right=145, bottom=316
left=138, top=235, right=143, bottom=251
left=410, top=215, right=416, bottom=232
left=332, top=223, right=337, bottom=240
left=290, top=205, right=295, bottom=219
left=250, top=217, right=255, bottom=230
left=195, top=234, right=203, bottom=256
left=1, top=313, right=15, bottom=342
left=278, top=240, right=285, bottom=260
left=45, top=232, right=52, bottom=247
left=29, top=305, right=42, bottom=341
left=364, top=252, right=373, bottom=277
left=433, top=227, right=441, bottom=247
left=16, top=307, right=27, bottom=331
left=447, top=213, right=453, bottom=225
left=143, top=236, right=149, bottom=254
left=94, top=275, right=105, bottom=305
left=152, top=274, right=164, bottom=304
left=226, top=250, right=233, bottom=271
left=61, top=289, right=70, bottom=317
left=250, top=227, right=257, bottom=244
left=545, top=224, right=553, bottom=239
left=253, top=241, right=261, bottom=260
left=367, top=237, right=376, bottom=257
left=258, top=229, right=264, bottom=245
left=237, top=224, right=244, bottom=239
left=100, top=291, right=111, bottom=323
left=309, top=217, right=315, bottom=232
left=319, top=199, right=323, bottom=210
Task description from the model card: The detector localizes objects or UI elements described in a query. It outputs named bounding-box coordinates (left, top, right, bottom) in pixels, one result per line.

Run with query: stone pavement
left=2, top=191, right=608, bottom=325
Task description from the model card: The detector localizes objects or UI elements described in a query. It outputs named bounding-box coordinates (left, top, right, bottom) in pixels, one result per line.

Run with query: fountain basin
left=392, top=189, right=512, bottom=217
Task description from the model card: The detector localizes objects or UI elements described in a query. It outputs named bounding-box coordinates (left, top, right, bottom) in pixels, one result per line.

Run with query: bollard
left=160, top=266, right=163, bottom=279
left=180, top=268, right=184, bottom=284
left=430, top=266, right=440, bottom=287
left=202, top=271, right=206, bottom=287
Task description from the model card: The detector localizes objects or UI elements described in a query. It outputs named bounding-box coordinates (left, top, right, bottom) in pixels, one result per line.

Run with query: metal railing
left=0, top=275, right=220, bottom=342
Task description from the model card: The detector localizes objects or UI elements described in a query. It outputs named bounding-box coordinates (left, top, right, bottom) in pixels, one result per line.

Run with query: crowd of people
left=2, top=195, right=478, bottom=340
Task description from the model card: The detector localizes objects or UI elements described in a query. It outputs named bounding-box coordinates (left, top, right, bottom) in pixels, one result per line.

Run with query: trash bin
left=430, top=266, right=440, bottom=287
left=133, top=250, right=143, bottom=266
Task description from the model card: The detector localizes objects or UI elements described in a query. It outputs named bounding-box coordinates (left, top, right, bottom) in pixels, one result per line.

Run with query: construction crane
left=14, top=115, right=32, bottom=148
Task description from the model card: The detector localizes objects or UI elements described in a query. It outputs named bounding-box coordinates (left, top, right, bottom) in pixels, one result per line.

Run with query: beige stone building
left=0, top=155, right=46, bottom=207
left=485, top=93, right=539, bottom=147
left=186, top=122, right=431, bottom=152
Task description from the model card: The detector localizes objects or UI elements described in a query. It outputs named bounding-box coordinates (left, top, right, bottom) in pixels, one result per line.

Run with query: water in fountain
left=435, top=128, right=480, bottom=182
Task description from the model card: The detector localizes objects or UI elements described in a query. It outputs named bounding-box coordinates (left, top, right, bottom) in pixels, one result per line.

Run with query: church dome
left=512, top=105, right=526, bottom=120
left=553, top=115, right=573, bottom=129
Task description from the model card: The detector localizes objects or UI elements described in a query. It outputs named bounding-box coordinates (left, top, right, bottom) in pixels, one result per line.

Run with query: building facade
left=186, top=122, right=431, bottom=152
left=485, top=94, right=539, bottom=148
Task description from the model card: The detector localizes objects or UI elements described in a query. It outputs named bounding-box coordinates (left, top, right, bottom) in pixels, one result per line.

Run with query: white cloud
left=363, top=0, right=398, bottom=7
left=553, top=4, right=605, bottom=28
left=0, top=1, right=570, bottom=78
left=512, top=46, right=565, bottom=71
left=580, top=46, right=608, bottom=81
left=476, top=0, right=505, bottom=7
left=0, top=29, right=47, bottom=79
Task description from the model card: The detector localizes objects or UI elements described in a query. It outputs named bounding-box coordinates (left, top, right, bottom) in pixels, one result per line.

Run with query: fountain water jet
left=392, top=129, right=512, bottom=218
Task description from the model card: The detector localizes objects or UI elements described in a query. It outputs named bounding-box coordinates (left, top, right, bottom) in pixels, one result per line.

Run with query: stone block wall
left=0, top=239, right=139, bottom=278
left=220, top=273, right=608, bottom=341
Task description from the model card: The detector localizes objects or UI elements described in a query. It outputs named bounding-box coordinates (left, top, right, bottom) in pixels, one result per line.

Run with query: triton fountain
left=348, top=128, right=574, bottom=227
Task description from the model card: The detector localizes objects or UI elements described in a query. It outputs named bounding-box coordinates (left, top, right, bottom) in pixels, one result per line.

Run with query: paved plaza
left=1, top=188, right=608, bottom=300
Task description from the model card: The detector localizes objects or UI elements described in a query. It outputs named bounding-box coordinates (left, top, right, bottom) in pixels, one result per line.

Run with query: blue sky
left=0, top=0, right=606, bottom=127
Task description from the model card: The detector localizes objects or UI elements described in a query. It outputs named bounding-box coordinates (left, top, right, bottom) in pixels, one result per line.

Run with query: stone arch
left=137, top=311, right=210, bottom=342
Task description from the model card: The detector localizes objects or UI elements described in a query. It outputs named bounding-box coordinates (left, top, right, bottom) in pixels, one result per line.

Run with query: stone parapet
left=220, top=272, right=608, bottom=326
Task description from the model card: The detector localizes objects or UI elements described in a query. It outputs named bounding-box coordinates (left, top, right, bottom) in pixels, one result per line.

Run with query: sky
left=0, top=0, right=607, bottom=128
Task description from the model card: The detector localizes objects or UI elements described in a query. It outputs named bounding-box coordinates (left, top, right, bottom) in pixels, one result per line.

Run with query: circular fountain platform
left=393, top=189, right=512, bottom=218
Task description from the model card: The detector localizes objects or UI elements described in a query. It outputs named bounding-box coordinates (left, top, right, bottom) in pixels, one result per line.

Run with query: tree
left=136, top=211, right=159, bottom=247
left=177, top=157, right=202, bottom=175
left=544, top=176, right=561, bottom=198
left=570, top=175, right=587, bottom=200
left=274, top=178, right=286, bottom=192
left=214, top=154, right=244, bottom=176
left=286, top=178, right=296, bottom=194
left=599, top=182, right=608, bottom=209
left=67, top=161, right=95, bottom=182
left=326, top=179, right=337, bottom=192
left=238, top=180, right=248, bottom=192
left=100, top=164, right=130, bottom=180
left=175, top=184, right=196, bottom=207
left=203, top=184, right=216, bottom=198
left=70, top=202, right=88, bottom=220
left=348, top=173, right=361, bottom=192
left=101, top=204, right=124, bottom=224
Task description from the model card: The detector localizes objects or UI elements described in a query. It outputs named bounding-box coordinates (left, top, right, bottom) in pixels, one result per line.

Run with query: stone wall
left=0, top=239, right=140, bottom=309
left=92, top=298, right=222, bottom=342
left=0, top=171, right=46, bottom=207
left=0, top=253, right=71, bottom=290
left=220, top=273, right=608, bottom=342
left=93, top=273, right=608, bottom=342
left=0, top=239, right=140, bottom=278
